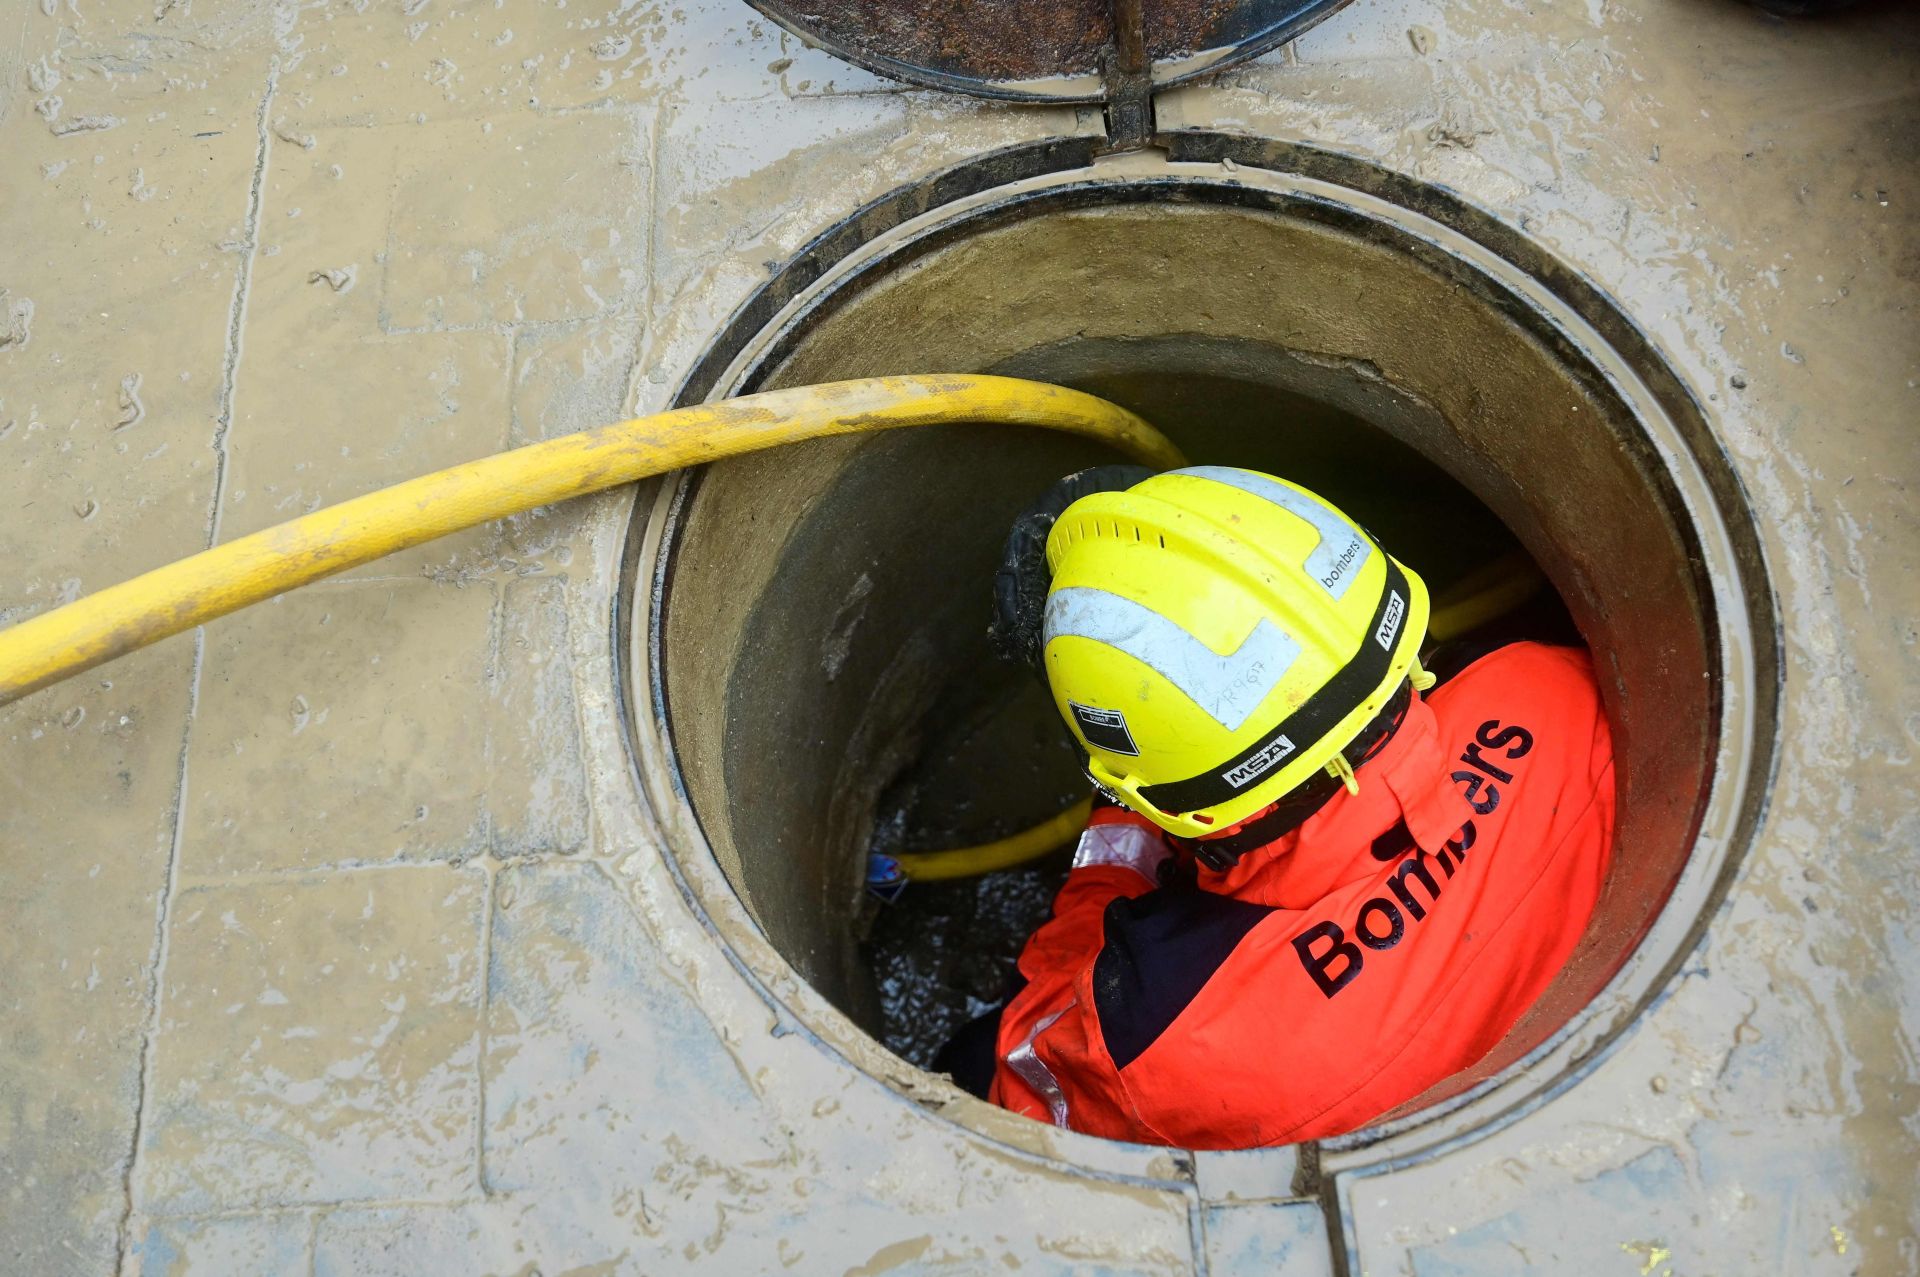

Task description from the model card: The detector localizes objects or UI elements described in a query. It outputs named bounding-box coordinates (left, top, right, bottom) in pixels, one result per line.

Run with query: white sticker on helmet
left=1068, top=702, right=1139, bottom=756
left=1045, top=587, right=1300, bottom=733
left=1174, top=466, right=1373, bottom=600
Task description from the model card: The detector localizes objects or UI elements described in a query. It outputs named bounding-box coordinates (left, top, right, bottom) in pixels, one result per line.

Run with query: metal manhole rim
left=612, top=134, right=1781, bottom=1183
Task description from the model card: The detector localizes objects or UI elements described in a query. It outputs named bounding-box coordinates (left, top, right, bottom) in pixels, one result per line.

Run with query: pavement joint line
left=375, top=120, right=401, bottom=336
left=569, top=591, right=609, bottom=855
left=473, top=591, right=506, bottom=1197
left=170, top=857, right=508, bottom=888
left=617, top=110, right=662, bottom=416
left=380, top=320, right=527, bottom=337
left=114, top=50, right=283, bottom=1277
left=507, top=323, right=531, bottom=443
left=484, top=567, right=508, bottom=856
left=533, top=98, right=666, bottom=121
left=205, top=53, right=280, bottom=553
left=518, top=309, right=648, bottom=339
left=287, top=571, right=548, bottom=587
left=1186, top=1185, right=1213, bottom=1275
left=476, top=859, right=500, bottom=1198
left=127, top=1205, right=317, bottom=1224
left=140, top=1194, right=496, bottom=1222
left=642, top=100, right=664, bottom=393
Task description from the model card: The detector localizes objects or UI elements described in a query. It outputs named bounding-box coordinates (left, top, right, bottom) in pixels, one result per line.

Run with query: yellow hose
left=1426, top=550, right=1545, bottom=645
left=895, top=796, right=1094, bottom=882
left=2, top=364, right=1545, bottom=883
left=0, top=375, right=1182, bottom=706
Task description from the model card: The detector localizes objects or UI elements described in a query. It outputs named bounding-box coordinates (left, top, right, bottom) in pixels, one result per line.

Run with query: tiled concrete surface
left=1, top=0, right=1915, bottom=1273
left=139, top=865, right=488, bottom=1211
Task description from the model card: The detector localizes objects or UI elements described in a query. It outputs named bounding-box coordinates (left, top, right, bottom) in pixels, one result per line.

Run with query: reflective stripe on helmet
left=1174, top=466, right=1374, bottom=600
left=1138, top=558, right=1412, bottom=816
left=1044, top=587, right=1302, bottom=733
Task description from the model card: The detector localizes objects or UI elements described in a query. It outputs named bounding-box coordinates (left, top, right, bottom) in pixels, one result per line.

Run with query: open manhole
left=618, top=138, right=1777, bottom=1154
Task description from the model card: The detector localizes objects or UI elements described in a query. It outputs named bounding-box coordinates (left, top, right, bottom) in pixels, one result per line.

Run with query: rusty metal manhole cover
left=745, top=0, right=1355, bottom=103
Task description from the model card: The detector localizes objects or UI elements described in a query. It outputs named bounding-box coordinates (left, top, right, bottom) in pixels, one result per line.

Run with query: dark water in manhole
left=856, top=354, right=1530, bottom=1070
left=862, top=861, right=1071, bottom=1069
left=859, top=662, right=1083, bottom=1068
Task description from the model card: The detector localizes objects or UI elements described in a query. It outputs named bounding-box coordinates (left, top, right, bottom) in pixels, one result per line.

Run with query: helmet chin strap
left=1171, top=679, right=1416, bottom=872
left=1315, top=658, right=1430, bottom=799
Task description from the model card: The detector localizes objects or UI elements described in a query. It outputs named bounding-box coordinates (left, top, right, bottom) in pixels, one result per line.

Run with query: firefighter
left=961, top=465, right=1616, bottom=1148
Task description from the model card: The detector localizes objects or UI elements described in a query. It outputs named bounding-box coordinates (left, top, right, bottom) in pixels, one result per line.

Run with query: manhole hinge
left=1098, top=0, right=1158, bottom=153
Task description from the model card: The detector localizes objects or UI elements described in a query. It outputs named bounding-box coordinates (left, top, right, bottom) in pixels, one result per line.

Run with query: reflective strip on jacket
left=988, top=642, right=1616, bottom=1148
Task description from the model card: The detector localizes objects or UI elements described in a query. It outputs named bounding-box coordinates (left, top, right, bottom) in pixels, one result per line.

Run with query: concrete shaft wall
left=0, top=0, right=1913, bottom=1272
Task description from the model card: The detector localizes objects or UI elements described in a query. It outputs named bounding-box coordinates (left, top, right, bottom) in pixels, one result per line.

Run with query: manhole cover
left=746, top=0, right=1355, bottom=102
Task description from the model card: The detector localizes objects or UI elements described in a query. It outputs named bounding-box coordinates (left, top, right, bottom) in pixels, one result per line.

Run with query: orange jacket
left=989, top=642, right=1615, bottom=1147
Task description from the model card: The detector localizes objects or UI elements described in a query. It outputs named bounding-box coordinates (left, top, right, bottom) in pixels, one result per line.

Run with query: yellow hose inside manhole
left=893, top=796, right=1097, bottom=883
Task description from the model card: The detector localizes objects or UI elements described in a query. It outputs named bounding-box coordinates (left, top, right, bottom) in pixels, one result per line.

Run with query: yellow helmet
left=1042, top=466, right=1429, bottom=839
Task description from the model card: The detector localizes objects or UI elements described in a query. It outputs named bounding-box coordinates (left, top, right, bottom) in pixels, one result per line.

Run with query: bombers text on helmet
left=1040, top=467, right=1430, bottom=839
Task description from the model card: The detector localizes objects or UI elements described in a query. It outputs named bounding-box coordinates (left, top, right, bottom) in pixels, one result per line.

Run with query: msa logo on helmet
left=1375, top=590, right=1406, bottom=651
left=1223, top=734, right=1295, bottom=790
left=1070, top=702, right=1139, bottom=756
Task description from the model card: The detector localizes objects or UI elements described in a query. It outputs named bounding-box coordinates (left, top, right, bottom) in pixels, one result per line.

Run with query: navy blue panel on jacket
left=1092, top=888, right=1276, bottom=1070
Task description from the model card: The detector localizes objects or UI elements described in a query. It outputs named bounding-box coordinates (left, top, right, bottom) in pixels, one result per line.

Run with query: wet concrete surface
left=0, top=0, right=1915, bottom=1273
